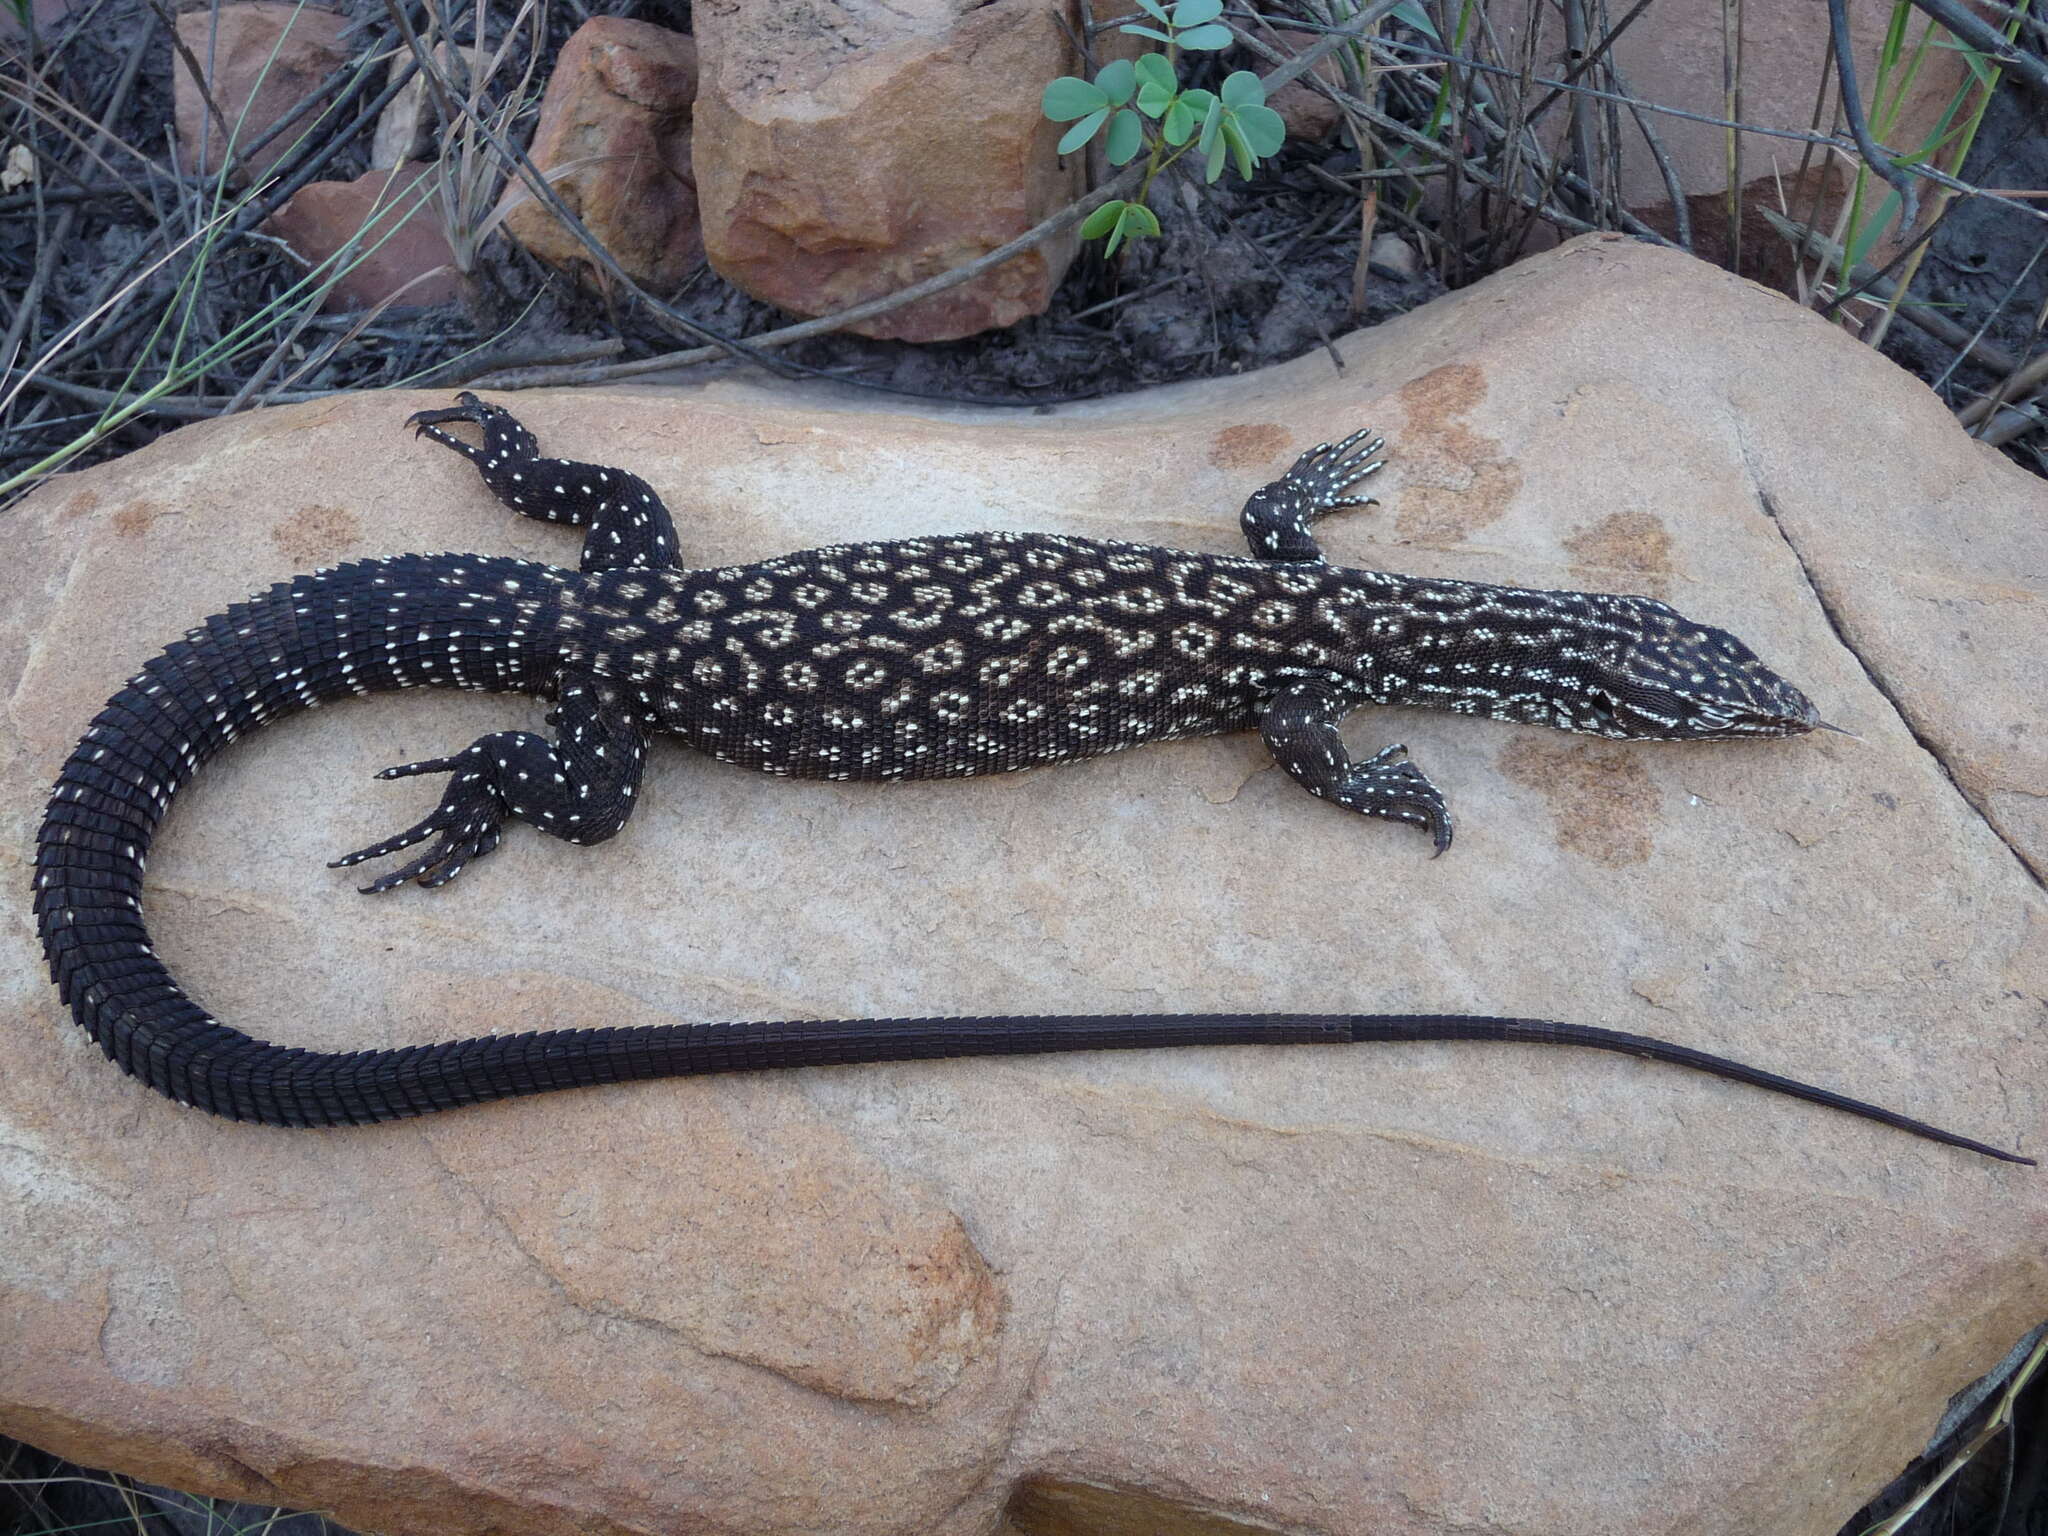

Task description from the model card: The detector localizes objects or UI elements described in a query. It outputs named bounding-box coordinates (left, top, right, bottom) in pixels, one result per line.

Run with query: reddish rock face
left=691, top=0, right=1085, bottom=342
left=496, top=17, right=703, bottom=292
left=172, top=3, right=352, bottom=183
left=268, top=163, right=461, bottom=310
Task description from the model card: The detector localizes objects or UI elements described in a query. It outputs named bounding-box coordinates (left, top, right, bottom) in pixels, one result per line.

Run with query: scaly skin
left=30, top=396, right=2029, bottom=1162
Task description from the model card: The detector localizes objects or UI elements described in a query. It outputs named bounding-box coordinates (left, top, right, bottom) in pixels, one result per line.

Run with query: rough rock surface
left=268, top=163, right=460, bottom=310
left=3, top=237, right=2045, bottom=1536
left=692, top=0, right=1082, bottom=341
left=1268, top=27, right=1349, bottom=143
left=370, top=41, right=484, bottom=170
left=1488, top=0, right=1972, bottom=272
left=497, top=17, right=703, bottom=292
left=172, top=3, right=353, bottom=183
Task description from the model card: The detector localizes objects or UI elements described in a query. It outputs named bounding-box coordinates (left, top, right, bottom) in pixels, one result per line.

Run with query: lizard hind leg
left=1260, top=683, right=1453, bottom=854
left=1239, top=427, right=1386, bottom=563
left=330, top=677, right=648, bottom=893
left=405, top=392, right=684, bottom=574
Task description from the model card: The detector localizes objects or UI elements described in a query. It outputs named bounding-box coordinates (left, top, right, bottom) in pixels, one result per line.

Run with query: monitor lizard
left=31, top=393, right=2031, bottom=1162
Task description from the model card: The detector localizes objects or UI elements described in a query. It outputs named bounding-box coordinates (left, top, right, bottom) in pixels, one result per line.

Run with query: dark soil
left=1875, top=81, right=2048, bottom=476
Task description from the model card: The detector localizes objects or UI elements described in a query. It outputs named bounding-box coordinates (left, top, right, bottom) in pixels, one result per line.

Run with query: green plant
left=1040, top=0, right=1286, bottom=255
left=1824, top=0, right=2034, bottom=347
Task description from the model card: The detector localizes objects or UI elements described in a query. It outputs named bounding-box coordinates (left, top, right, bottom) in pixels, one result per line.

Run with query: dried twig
left=1908, top=0, right=2048, bottom=100
left=0, top=21, right=153, bottom=378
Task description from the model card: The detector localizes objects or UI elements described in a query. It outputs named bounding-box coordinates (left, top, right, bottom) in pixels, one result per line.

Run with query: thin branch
left=1366, top=33, right=2048, bottom=227
left=1756, top=207, right=2022, bottom=374
left=0, top=20, right=153, bottom=381
left=1908, top=0, right=2048, bottom=100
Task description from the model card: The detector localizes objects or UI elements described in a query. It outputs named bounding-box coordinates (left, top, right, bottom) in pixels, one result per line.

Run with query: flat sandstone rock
left=3, top=236, right=2045, bottom=1536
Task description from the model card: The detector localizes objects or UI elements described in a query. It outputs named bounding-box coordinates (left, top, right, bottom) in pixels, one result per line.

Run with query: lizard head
left=1545, top=596, right=1824, bottom=741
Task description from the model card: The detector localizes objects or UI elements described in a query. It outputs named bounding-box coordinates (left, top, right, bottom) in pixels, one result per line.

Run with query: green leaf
left=1197, top=94, right=1224, bottom=155
left=1844, top=190, right=1901, bottom=269
left=1105, top=107, right=1145, bottom=163
left=1104, top=201, right=1162, bottom=257
left=1177, top=22, right=1233, bottom=49
left=1043, top=77, right=1108, bottom=121
left=1133, top=0, right=1170, bottom=20
left=1057, top=106, right=1110, bottom=154
left=1178, top=87, right=1216, bottom=115
left=1219, top=70, right=1265, bottom=108
left=1133, top=52, right=1176, bottom=91
left=1221, top=116, right=1255, bottom=178
left=1204, top=125, right=1228, bottom=181
left=1136, top=80, right=1174, bottom=117
left=1080, top=199, right=1127, bottom=240
left=1390, top=0, right=1439, bottom=39
left=1095, top=58, right=1138, bottom=105
left=1161, top=96, right=1197, bottom=144
left=1104, top=208, right=1132, bottom=256
left=1171, top=0, right=1223, bottom=24
left=1235, top=101, right=1286, bottom=156
left=1119, top=22, right=1174, bottom=42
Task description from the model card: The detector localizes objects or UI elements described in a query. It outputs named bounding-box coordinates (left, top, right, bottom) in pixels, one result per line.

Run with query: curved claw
left=403, top=389, right=490, bottom=436
left=354, top=816, right=503, bottom=894
left=1426, top=807, right=1454, bottom=857
left=331, top=745, right=506, bottom=893
left=375, top=753, right=463, bottom=781
left=329, top=813, right=440, bottom=870
left=1351, top=742, right=1452, bottom=855
left=335, top=805, right=504, bottom=894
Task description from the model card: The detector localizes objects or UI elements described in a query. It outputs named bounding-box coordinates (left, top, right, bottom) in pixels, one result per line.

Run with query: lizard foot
left=329, top=746, right=505, bottom=893
left=1240, top=427, right=1387, bottom=562
left=1282, top=427, right=1386, bottom=517
left=403, top=391, right=538, bottom=468
left=1344, top=743, right=1453, bottom=856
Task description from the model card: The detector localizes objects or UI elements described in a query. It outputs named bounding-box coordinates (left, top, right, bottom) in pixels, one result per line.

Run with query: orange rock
left=1485, top=0, right=1980, bottom=278
left=268, top=163, right=461, bottom=311
left=692, top=0, right=1085, bottom=341
left=4, top=241, right=2045, bottom=1536
left=1270, top=28, right=1351, bottom=143
left=172, top=3, right=352, bottom=184
left=496, top=17, right=702, bottom=292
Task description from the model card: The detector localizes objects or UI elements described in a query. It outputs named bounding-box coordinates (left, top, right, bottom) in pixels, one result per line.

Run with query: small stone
left=267, top=162, right=460, bottom=311
left=172, top=3, right=352, bottom=183
left=1369, top=233, right=1420, bottom=279
left=496, top=17, right=702, bottom=292
left=1269, top=29, right=1350, bottom=143
left=692, top=0, right=1083, bottom=342
left=370, top=41, right=485, bottom=170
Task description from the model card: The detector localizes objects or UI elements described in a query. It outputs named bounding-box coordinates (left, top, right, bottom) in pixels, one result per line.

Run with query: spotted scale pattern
left=29, top=395, right=2030, bottom=1163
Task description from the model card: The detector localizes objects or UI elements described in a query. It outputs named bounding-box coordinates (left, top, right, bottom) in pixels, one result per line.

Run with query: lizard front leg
left=1260, top=682, right=1452, bottom=854
left=406, top=392, right=683, bottom=574
left=331, top=676, right=647, bottom=892
left=1239, top=428, right=1385, bottom=563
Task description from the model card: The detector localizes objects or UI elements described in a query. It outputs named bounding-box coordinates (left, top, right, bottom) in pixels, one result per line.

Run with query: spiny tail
left=32, top=569, right=2033, bottom=1161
